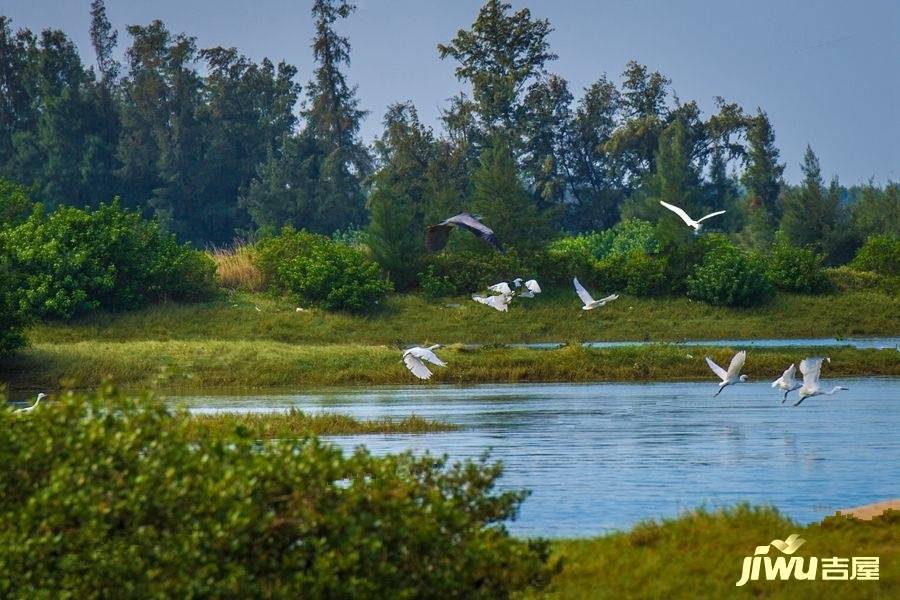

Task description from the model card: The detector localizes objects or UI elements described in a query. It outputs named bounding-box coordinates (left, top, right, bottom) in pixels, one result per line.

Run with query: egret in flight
left=472, top=291, right=513, bottom=312
left=15, top=393, right=46, bottom=414
left=425, top=212, right=503, bottom=252
left=573, top=277, right=619, bottom=310
left=513, top=278, right=542, bottom=298
left=705, top=351, right=748, bottom=396
left=402, top=345, right=447, bottom=380
left=794, top=357, right=848, bottom=406
left=659, top=201, right=726, bottom=233
left=772, top=363, right=802, bottom=403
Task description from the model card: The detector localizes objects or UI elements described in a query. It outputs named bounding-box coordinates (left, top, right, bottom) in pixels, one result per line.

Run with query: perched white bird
left=402, top=345, right=447, bottom=380
left=472, top=292, right=513, bottom=312
left=573, top=277, right=618, bottom=310
left=705, top=351, right=748, bottom=396
left=15, top=393, right=46, bottom=414
left=659, top=200, right=726, bottom=233
left=794, top=357, right=847, bottom=406
left=772, top=363, right=802, bottom=403
left=513, top=278, right=542, bottom=298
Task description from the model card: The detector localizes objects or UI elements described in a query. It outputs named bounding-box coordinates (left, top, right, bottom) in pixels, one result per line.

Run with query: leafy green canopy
left=0, top=386, right=555, bottom=598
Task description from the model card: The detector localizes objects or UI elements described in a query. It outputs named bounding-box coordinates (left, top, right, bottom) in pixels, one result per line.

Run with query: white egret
left=487, top=281, right=513, bottom=296
left=794, top=357, right=847, bottom=406
left=659, top=200, right=725, bottom=233
left=705, top=351, right=748, bottom=396
left=513, top=278, right=542, bottom=298
left=402, top=345, right=447, bottom=380
left=573, top=277, right=618, bottom=310
left=15, top=393, right=46, bottom=414
left=472, top=292, right=512, bottom=312
left=772, top=363, right=802, bottom=403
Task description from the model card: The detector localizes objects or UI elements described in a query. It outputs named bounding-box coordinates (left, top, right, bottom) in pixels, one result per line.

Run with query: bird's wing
left=705, top=356, right=728, bottom=381
left=488, top=282, right=512, bottom=295
left=799, top=357, right=824, bottom=387
left=696, top=210, right=727, bottom=223
left=424, top=224, right=451, bottom=252
left=725, top=351, right=747, bottom=379
left=403, top=353, right=432, bottom=379
left=445, top=213, right=503, bottom=251
left=599, top=294, right=619, bottom=304
left=417, top=348, right=447, bottom=367
left=472, top=294, right=509, bottom=311
left=573, top=277, right=595, bottom=305
left=785, top=363, right=797, bottom=383
left=659, top=201, right=695, bottom=226
left=525, top=279, right=541, bottom=294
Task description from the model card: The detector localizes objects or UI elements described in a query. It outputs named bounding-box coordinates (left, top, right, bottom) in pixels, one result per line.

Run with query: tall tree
left=741, top=110, right=783, bottom=216
left=366, top=102, right=435, bottom=289
left=438, top=0, right=556, bottom=144
left=521, top=74, right=572, bottom=210
left=0, top=17, right=36, bottom=166
left=89, top=0, right=119, bottom=83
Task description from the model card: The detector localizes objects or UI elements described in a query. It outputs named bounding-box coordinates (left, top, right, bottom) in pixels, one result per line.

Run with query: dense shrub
left=0, top=179, right=35, bottom=226
left=850, top=234, right=900, bottom=276
left=2, top=202, right=217, bottom=319
left=0, top=255, right=28, bottom=357
left=419, top=249, right=533, bottom=295
left=766, top=241, right=828, bottom=293
left=596, top=251, right=669, bottom=296
left=824, top=266, right=900, bottom=295
left=0, top=386, right=555, bottom=597
left=256, top=227, right=392, bottom=311
left=0, top=388, right=552, bottom=598
left=687, top=244, right=772, bottom=306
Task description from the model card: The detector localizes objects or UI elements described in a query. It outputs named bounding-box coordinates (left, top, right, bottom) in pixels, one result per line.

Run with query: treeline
left=1, top=1, right=898, bottom=270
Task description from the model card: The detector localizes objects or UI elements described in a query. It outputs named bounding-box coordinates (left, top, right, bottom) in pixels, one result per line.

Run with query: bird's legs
left=713, top=384, right=726, bottom=397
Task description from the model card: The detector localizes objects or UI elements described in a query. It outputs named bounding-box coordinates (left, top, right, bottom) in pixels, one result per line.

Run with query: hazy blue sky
left=4, top=0, right=898, bottom=183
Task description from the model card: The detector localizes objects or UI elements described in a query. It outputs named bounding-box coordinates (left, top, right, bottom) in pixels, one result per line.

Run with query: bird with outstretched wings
left=425, top=212, right=503, bottom=252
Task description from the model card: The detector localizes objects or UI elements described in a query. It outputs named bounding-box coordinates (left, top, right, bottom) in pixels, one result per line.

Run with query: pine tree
left=90, top=0, right=119, bottom=83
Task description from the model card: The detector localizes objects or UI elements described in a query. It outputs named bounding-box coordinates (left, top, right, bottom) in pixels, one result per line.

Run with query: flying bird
left=705, top=351, right=748, bottom=396
left=794, top=357, right=847, bottom=406
left=488, top=281, right=513, bottom=296
left=513, top=278, right=541, bottom=298
left=472, top=292, right=513, bottom=312
left=425, top=212, right=503, bottom=252
left=659, top=201, right=726, bottom=233
left=772, top=363, right=802, bottom=403
left=402, top=345, right=447, bottom=380
left=573, top=277, right=618, bottom=310
left=15, top=393, right=46, bottom=414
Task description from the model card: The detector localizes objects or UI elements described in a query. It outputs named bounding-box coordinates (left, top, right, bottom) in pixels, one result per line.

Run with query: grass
left=208, top=246, right=264, bottom=292
left=533, top=505, right=899, bottom=599
left=3, top=341, right=897, bottom=391
left=183, top=409, right=457, bottom=437
left=27, top=288, right=900, bottom=346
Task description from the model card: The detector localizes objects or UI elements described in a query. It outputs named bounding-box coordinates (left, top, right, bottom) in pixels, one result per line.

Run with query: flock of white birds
left=401, top=200, right=850, bottom=406
left=11, top=200, right=849, bottom=412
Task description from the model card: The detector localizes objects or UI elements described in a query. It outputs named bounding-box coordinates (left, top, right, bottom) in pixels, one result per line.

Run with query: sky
left=4, top=0, right=898, bottom=184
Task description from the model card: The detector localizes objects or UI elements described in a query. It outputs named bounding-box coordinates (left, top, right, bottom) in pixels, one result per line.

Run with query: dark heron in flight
left=425, top=212, right=503, bottom=252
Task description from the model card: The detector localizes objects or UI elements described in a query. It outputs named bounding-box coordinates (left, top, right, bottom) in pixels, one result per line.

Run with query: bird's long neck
left=825, top=387, right=843, bottom=396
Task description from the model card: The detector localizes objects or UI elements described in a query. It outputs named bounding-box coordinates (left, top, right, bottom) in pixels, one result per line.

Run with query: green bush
left=0, top=254, right=28, bottom=357
left=596, top=251, right=668, bottom=297
left=419, top=249, right=532, bottom=295
left=766, top=241, right=828, bottom=293
left=0, top=386, right=555, bottom=597
left=824, top=266, right=900, bottom=295
left=687, top=244, right=772, bottom=306
left=256, top=227, right=392, bottom=311
left=851, top=234, right=900, bottom=276
left=0, top=179, right=35, bottom=226
left=2, top=202, right=217, bottom=319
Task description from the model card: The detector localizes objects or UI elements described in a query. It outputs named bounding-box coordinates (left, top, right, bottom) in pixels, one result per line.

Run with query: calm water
left=176, top=378, right=900, bottom=538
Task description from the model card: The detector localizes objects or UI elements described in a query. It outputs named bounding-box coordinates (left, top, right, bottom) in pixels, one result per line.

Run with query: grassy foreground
left=535, top=505, right=899, bottom=599
left=3, top=341, right=897, bottom=391
left=183, top=409, right=457, bottom=437
left=28, top=288, right=899, bottom=346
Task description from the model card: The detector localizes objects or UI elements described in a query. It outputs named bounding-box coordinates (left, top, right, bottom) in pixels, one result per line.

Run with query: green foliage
left=420, top=249, right=532, bottom=296
left=824, top=266, right=900, bottom=296
left=851, top=182, right=899, bottom=239
left=595, top=251, right=668, bottom=297
left=850, top=234, right=900, bottom=276
left=256, top=227, right=392, bottom=311
left=766, top=241, right=828, bottom=293
left=0, top=179, right=35, bottom=225
left=3, top=201, right=217, bottom=319
left=0, top=254, right=28, bottom=357
left=687, top=243, right=772, bottom=306
left=0, top=386, right=555, bottom=597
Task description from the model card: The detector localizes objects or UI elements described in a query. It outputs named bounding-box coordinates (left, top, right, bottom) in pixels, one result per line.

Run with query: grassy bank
left=27, top=288, right=899, bottom=346
left=3, top=341, right=897, bottom=391
left=535, top=505, right=899, bottom=599
left=183, top=409, right=457, bottom=437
